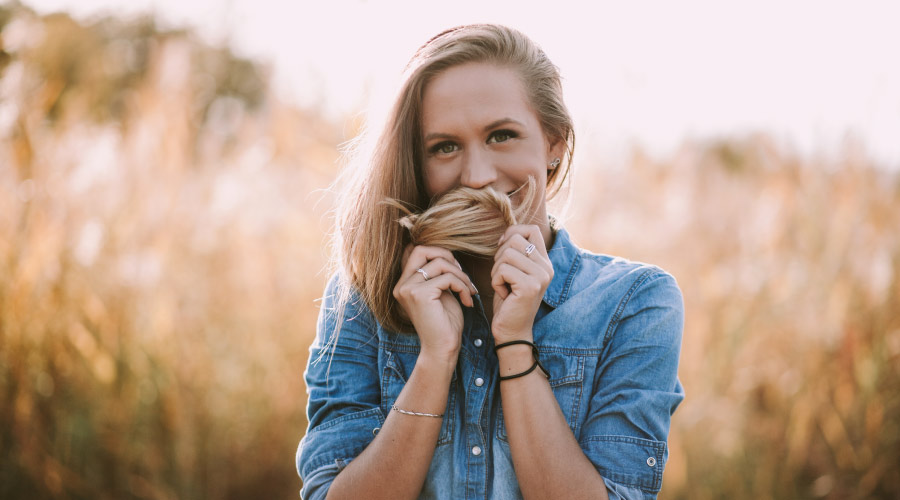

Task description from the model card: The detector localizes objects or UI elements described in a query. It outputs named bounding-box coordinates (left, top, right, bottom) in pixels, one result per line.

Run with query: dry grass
left=566, top=141, right=900, bottom=499
left=2, top=5, right=898, bottom=499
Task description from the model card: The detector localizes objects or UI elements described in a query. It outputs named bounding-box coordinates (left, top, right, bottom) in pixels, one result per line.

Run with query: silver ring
left=524, top=243, right=536, bottom=257
left=416, top=268, right=430, bottom=281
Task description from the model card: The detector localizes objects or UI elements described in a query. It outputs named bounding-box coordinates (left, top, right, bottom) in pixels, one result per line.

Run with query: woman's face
left=420, top=62, right=563, bottom=232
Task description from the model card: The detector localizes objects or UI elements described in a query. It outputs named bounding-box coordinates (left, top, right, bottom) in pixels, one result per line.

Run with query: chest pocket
left=497, top=350, right=585, bottom=442
left=381, top=349, right=456, bottom=445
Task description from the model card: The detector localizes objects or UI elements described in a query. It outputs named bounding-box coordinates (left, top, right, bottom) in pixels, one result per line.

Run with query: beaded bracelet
left=493, top=340, right=551, bottom=381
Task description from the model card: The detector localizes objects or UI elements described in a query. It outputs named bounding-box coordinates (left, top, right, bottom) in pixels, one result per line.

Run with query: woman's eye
left=431, top=142, right=458, bottom=155
left=488, top=130, right=517, bottom=144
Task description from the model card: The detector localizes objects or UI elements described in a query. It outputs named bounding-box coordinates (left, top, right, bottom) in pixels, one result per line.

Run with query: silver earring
left=548, top=158, right=561, bottom=168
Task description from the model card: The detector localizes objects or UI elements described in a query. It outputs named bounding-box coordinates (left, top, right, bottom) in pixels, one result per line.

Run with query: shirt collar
left=543, top=225, right=581, bottom=309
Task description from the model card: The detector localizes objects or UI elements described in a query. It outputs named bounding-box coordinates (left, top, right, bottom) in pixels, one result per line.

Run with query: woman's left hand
left=490, top=224, right=554, bottom=343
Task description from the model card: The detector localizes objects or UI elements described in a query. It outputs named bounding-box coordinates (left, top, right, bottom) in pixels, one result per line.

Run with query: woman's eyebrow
left=424, top=118, right=525, bottom=143
left=424, top=131, right=457, bottom=142
left=483, top=118, right=524, bottom=131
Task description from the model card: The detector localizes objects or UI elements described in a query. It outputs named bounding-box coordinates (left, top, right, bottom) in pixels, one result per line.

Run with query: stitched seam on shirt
left=582, top=435, right=666, bottom=491
left=380, top=351, right=400, bottom=415
left=301, top=408, right=384, bottom=473
left=475, top=362, right=489, bottom=497
left=496, top=398, right=505, bottom=442
left=572, top=355, right=584, bottom=436
left=474, top=364, right=488, bottom=449
left=603, top=268, right=660, bottom=347
left=546, top=246, right=581, bottom=308
left=381, top=340, right=420, bottom=353
left=482, top=437, right=489, bottom=500
left=539, top=345, right=603, bottom=356
left=309, top=406, right=384, bottom=432
left=550, top=376, right=580, bottom=387
left=437, top=377, right=455, bottom=446
left=561, top=250, right=581, bottom=303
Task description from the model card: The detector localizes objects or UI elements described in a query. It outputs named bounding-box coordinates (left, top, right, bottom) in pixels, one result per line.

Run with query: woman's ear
left=546, top=137, right=566, bottom=170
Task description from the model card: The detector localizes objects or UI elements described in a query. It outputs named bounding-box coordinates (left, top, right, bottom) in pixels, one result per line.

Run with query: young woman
left=296, top=24, right=684, bottom=500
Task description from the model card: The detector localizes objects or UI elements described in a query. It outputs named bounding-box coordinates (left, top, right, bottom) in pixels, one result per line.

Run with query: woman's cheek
left=425, top=170, right=458, bottom=196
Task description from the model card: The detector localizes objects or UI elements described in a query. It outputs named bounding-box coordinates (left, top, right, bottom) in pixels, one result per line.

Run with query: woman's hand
left=490, top=225, right=554, bottom=343
left=393, top=245, right=477, bottom=369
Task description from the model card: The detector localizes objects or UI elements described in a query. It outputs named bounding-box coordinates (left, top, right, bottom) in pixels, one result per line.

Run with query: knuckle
left=407, top=289, right=426, bottom=303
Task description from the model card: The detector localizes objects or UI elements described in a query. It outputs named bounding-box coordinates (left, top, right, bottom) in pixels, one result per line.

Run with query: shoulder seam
left=602, top=267, right=664, bottom=347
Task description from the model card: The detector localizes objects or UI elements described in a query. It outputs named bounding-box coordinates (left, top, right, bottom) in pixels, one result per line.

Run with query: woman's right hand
left=393, top=245, right=477, bottom=369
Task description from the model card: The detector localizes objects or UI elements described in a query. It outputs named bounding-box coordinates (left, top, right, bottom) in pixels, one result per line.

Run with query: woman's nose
left=460, top=150, right=497, bottom=190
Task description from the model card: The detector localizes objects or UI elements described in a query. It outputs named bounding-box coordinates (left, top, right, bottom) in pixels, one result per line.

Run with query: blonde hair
left=393, top=177, right=536, bottom=258
left=325, top=24, right=575, bottom=343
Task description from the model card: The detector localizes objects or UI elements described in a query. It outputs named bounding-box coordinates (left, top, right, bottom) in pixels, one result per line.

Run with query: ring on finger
left=524, top=243, right=536, bottom=257
left=416, top=268, right=430, bottom=281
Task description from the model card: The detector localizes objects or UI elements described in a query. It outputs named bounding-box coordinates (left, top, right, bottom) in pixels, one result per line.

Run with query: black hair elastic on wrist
left=494, top=340, right=551, bottom=381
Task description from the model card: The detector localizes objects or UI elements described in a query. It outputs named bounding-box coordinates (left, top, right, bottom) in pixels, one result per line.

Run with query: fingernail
left=456, top=261, right=462, bottom=270
left=470, top=281, right=479, bottom=295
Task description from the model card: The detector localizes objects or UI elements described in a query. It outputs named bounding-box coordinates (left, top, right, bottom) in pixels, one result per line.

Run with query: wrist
left=494, top=339, right=551, bottom=381
left=492, top=328, right=532, bottom=346
left=415, top=350, right=458, bottom=379
left=494, top=343, right=534, bottom=379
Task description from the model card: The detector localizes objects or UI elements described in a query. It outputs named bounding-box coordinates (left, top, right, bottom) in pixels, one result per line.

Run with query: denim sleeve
left=579, top=269, right=685, bottom=499
left=296, top=276, right=385, bottom=500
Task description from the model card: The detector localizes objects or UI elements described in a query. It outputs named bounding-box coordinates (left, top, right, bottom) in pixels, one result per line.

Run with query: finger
left=418, top=257, right=478, bottom=296
left=395, top=261, right=475, bottom=308
left=499, top=224, right=542, bottom=247
left=498, top=225, right=550, bottom=261
left=491, top=262, right=534, bottom=300
left=399, top=245, right=462, bottom=282
left=419, top=272, right=476, bottom=308
left=491, top=250, right=551, bottom=302
left=495, top=233, right=552, bottom=276
left=442, top=274, right=476, bottom=307
left=491, top=244, right=550, bottom=283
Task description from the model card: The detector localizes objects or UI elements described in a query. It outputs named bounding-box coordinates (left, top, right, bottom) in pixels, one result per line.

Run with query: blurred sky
left=21, top=0, right=900, bottom=168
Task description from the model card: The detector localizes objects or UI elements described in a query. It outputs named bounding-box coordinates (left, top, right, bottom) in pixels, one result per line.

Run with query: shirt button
left=473, top=338, right=483, bottom=347
left=646, top=457, right=656, bottom=467
left=474, top=377, right=484, bottom=387
left=471, top=446, right=482, bottom=456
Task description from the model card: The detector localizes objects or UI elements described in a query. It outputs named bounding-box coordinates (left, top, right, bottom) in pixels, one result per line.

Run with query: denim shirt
left=296, top=227, right=684, bottom=500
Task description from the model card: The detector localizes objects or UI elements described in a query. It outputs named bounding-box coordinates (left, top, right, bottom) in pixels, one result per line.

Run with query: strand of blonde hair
left=389, top=176, right=536, bottom=257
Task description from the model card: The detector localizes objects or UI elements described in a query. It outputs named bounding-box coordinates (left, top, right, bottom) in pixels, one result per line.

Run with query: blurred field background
left=1, top=3, right=899, bottom=499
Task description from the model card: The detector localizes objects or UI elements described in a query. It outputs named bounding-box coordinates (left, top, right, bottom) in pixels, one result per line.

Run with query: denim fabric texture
left=296, top=227, right=685, bottom=500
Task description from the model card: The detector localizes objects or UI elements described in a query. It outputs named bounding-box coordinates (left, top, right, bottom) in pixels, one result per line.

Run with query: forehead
left=421, top=63, right=538, bottom=132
